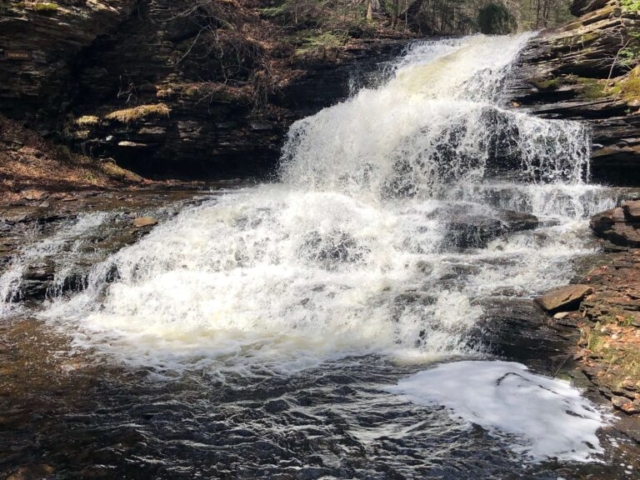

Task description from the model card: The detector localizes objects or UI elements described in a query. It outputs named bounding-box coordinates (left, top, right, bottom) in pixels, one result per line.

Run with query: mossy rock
left=532, top=78, right=560, bottom=91
left=576, top=77, right=608, bottom=99
left=33, top=2, right=58, bottom=14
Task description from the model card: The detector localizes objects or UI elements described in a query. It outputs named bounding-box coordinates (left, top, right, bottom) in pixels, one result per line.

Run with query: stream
left=1, top=34, right=639, bottom=479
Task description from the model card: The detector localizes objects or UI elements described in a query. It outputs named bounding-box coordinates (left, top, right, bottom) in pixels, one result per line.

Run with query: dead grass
left=0, top=114, right=143, bottom=193
left=105, top=104, right=170, bottom=124
left=75, top=115, right=100, bottom=126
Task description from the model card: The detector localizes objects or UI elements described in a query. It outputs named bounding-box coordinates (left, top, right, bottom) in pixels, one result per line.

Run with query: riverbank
left=537, top=201, right=640, bottom=426
left=0, top=114, right=146, bottom=195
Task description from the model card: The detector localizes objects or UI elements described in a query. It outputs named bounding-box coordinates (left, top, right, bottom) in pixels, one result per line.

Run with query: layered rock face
left=0, top=0, right=137, bottom=117
left=0, top=0, right=405, bottom=179
left=509, top=0, right=640, bottom=185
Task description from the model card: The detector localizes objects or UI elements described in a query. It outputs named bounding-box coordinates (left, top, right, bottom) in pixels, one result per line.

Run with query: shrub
left=477, top=3, right=517, bottom=35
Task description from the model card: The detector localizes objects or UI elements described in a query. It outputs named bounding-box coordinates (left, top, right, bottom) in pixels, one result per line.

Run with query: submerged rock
left=437, top=204, right=539, bottom=249
left=6, top=464, right=55, bottom=480
left=535, top=284, right=593, bottom=312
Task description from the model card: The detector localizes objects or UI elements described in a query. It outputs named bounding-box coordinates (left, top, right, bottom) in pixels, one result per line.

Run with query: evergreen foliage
left=477, top=3, right=517, bottom=34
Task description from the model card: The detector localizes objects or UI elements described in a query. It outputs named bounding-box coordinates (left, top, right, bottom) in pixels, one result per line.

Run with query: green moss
left=580, top=32, right=600, bottom=43
left=622, top=0, right=640, bottom=13
left=295, top=32, right=346, bottom=56
left=105, top=104, right=170, bottom=123
left=55, top=145, right=73, bottom=162
left=33, top=2, right=58, bottom=14
left=560, top=31, right=599, bottom=48
left=587, top=331, right=605, bottom=351
left=532, top=78, right=559, bottom=91
left=609, top=83, right=623, bottom=96
left=621, top=77, right=640, bottom=102
left=576, top=77, right=607, bottom=99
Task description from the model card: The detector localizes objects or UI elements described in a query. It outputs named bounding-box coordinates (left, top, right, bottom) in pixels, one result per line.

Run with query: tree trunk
left=391, top=0, right=399, bottom=28
left=366, top=0, right=373, bottom=20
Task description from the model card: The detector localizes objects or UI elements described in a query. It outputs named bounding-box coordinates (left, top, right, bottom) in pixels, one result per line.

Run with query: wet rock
left=415, top=260, right=433, bottom=275
left=24, top=260, right=55, bottom=282
left=507, top=1, right=640, bottom=185
left=438, top=204, right=538, bottom=249
left=474, top=297, right=577, bottom=370
left=7, top=464, right=54, bottom=480
left=264, top=399, right=290, bottom=414
left=535, top=284, right=593, bottom=312
left=133, top=217, right=158, bottom=228
left=394, top=292, right=437, bottom=306
left=612, top=396, right=640, bottom=414
left=300, top=231, right=367, bottom=268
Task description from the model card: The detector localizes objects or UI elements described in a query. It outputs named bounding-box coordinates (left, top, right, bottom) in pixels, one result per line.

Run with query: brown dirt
left=0, top=114, right=148, bottom=198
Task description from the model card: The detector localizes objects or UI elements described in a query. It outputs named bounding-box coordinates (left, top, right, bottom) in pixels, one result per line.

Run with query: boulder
left=535, top=284, right=593, bottom=312
left=437, top=204, right=539, bottom=249
left=133, top=217, right=158, bottom=228
left=590, top=204, right=640, bottom=247
left=622, top=200, right=640, bottom=221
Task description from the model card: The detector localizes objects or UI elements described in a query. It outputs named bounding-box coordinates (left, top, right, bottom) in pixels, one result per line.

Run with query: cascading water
left=22, top=34, right=606, bottom=371
left=0, top=35, right=630, bottom=474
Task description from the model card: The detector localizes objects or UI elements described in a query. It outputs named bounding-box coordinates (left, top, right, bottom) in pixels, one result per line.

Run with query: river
left=0, top=34, right=638, bottom=479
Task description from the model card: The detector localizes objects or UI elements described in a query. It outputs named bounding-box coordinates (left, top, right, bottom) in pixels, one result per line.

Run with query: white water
left=387, top=361, right=608, bottom=463
left=0, top=213, right=111, bottom=317
left=0, top=35, right=615, bottom=374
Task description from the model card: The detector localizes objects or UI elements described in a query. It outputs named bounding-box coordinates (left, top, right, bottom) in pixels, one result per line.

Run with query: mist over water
left=0, top=34, right=622, bottom=470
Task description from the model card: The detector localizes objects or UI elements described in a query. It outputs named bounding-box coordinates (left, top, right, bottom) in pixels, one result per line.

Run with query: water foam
left=387, top=361, right=609, bottom=463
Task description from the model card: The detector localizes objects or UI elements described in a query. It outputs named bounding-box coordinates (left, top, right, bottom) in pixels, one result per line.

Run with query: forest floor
left=0, top=114, right=147, bottom=199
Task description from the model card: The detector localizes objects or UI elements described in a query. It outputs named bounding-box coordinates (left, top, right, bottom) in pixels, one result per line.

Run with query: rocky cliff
left=4, top=0, right=639, bottom=184
left=509, top=0, right=640, bottom=185
left=0, top=0, right=408, bottom=180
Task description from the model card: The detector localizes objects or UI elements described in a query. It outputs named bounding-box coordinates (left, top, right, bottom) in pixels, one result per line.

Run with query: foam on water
left=387, top=361, right=610, bottom=463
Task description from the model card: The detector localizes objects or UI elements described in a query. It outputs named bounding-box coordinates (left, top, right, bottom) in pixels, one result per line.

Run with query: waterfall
left=280, top=35, right=590, bottom=198
left=0, top=33, right=619, bottom=468
left=0, top=35, right=614, bottom=375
